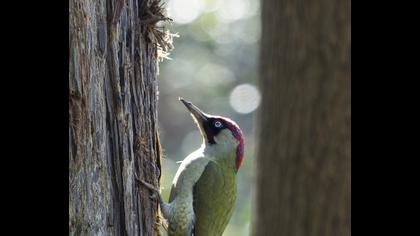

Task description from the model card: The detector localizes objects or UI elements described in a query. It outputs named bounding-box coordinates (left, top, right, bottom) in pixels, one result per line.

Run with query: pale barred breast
left=168, top=199, right=195, bottom=236
left=168, top=151, right=209, bottom=236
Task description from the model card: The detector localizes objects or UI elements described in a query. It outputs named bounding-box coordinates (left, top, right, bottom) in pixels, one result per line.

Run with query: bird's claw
left=135, top=172, right=160, bottom=194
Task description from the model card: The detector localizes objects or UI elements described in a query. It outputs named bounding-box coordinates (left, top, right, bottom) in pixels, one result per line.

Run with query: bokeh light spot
left=203, top=0, right=223, bottom=13
left=229, top=84, right=261, bottom=114
left=216, top=0, right=250, bottom=23
left=168, top=0, right=204, bottom=24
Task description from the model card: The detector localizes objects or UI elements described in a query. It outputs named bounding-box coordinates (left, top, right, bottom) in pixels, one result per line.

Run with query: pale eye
left=214, top=121, right=222, bottom=128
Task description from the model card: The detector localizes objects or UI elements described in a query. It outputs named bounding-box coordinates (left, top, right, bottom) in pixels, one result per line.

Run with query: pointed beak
left=179, top=97, right=210, bottom=140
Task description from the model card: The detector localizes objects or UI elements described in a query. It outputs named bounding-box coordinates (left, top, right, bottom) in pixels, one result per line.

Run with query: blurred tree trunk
left=253, top=0, right=350, bottom=236
left=69, top=0, right=167, bottom=235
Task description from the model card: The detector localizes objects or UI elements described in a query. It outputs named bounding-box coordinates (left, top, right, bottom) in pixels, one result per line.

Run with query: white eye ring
left=215, top=121, right=222, bottom=128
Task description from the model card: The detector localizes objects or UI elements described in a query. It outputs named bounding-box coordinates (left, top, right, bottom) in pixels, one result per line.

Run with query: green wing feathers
left=192, top=162, right=237, bottom=236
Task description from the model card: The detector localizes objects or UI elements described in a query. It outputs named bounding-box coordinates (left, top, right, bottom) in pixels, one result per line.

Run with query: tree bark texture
left=253, top=0, right=350, bottom=236
left=69, top=0, right=165, bottom=235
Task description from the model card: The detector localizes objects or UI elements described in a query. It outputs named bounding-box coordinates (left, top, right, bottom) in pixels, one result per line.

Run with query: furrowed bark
left=69, top=0, right=167, bottom=235
left=253, top=0, right=351, bottom=235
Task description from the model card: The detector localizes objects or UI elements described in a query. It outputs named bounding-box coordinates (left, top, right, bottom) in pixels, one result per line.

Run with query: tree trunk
left=69, top=0, right=168, bottom=235
left=253, top=0, right=350, bottom=236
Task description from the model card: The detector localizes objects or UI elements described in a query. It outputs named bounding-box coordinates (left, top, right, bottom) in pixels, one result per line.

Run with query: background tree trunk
left=253, top=0, right=350, bottom=236
left=69, top=0, right=166, bottom=235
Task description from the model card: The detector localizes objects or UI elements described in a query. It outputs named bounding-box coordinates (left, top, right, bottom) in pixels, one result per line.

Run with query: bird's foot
left=135, top=173, right=161, bottom=200
left=134, top=173, right=170, bottom=220
left=141, top=179, right=160, bottom=193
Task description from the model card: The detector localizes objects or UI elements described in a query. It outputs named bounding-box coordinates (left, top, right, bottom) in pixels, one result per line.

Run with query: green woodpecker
left=139, top=98, right=245, bottom=236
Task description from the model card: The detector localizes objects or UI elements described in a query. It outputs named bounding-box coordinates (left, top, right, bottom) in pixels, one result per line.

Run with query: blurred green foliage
left=158, top=0, right=260, bottom=235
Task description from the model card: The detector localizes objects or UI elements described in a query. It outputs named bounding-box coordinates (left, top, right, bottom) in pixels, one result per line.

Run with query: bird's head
left=180, top=97, right=245, bottom=171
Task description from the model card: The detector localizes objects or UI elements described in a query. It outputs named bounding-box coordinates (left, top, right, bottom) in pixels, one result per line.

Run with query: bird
left=138, top=97, right=245, bottom=236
